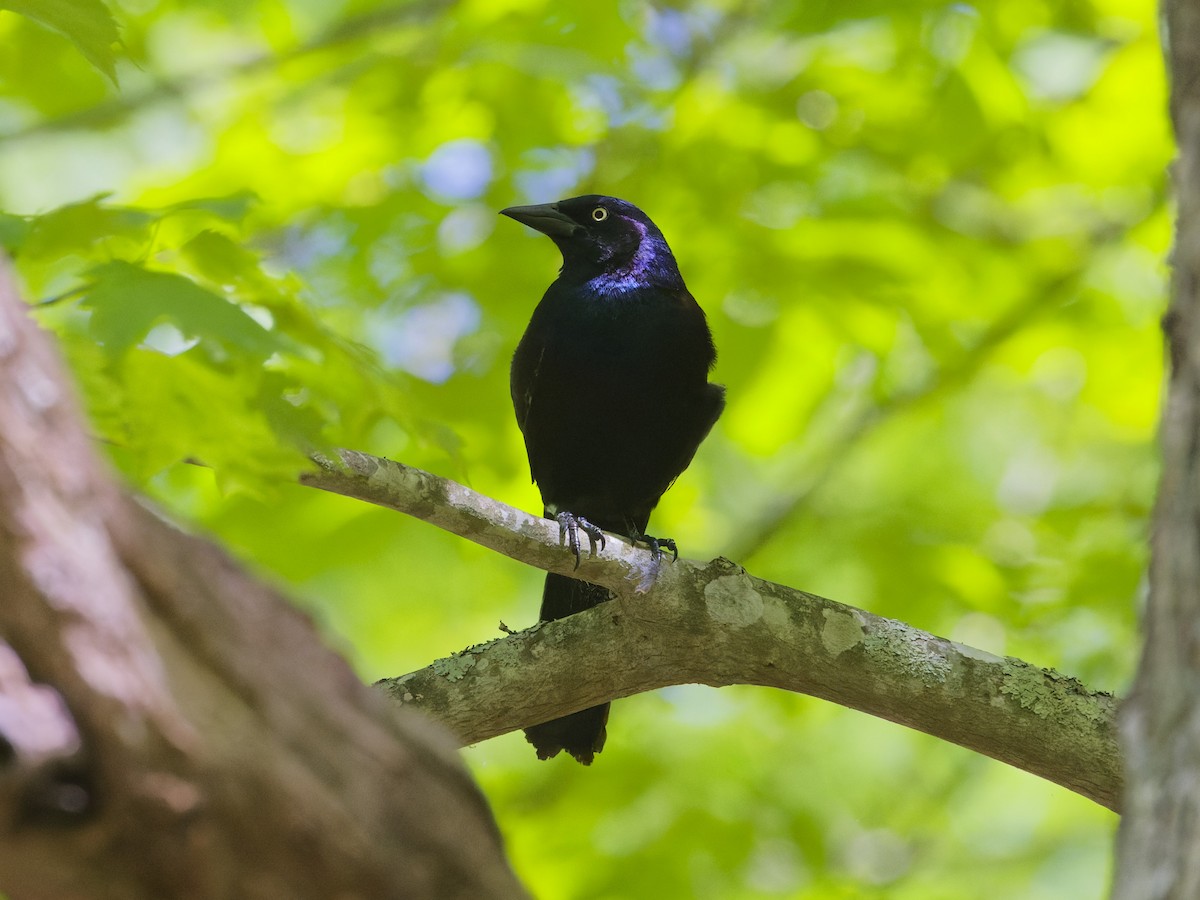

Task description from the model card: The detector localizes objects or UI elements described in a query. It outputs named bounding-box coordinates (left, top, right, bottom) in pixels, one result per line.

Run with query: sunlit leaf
left=1, top=0, right=121, bottom=83
left=165, top=191, right=259, bottom=224
left=81, top=261, right=280, bottom=359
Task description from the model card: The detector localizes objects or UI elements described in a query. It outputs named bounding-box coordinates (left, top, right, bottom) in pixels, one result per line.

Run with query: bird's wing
left=509, top=337, right=547, bottom=484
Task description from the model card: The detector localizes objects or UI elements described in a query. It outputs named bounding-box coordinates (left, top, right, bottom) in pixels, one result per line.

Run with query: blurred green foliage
left=0, top=0, right=1166, bottom=896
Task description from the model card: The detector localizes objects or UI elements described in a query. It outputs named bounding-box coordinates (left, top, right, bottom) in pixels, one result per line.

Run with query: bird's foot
left=631, top=531, right=678, bottom=562
left=556, top=511, right=606, bottom=569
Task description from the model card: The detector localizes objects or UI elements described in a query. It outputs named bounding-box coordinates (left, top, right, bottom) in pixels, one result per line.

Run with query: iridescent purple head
left=501, top=195, right=683, bottom=294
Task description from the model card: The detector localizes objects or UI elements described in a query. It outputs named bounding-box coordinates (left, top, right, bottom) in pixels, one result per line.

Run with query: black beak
left=500, top=203, right=582, bottom=239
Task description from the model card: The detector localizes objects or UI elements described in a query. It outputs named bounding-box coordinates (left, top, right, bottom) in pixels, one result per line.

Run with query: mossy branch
left=303, top=450, right=1122, bottom=812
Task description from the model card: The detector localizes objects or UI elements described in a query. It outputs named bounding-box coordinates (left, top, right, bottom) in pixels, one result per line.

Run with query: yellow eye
left=591, top=207, right=608, bottom=222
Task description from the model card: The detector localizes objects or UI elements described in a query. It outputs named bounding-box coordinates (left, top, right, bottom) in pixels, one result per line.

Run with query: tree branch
left=302, top=451, right=1123, bottom=812
left=1112, top=0, right=1200, bottom=890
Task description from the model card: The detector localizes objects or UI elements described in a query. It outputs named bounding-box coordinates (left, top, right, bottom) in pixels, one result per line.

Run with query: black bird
left=501, top=195, right=725, bottom=764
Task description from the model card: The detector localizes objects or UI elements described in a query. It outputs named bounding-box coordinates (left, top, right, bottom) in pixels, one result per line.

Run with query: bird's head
left=500, top=195, right=681, bottom=292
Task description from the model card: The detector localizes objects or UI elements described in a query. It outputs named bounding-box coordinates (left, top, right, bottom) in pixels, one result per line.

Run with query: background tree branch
left=303, top=450, right=1123, bottom=811
left=1112, top=0, right=1200, bottom=893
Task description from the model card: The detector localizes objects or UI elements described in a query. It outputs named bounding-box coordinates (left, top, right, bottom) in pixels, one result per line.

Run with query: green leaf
left=257, top=372, right=328, bottom=450
left=1, top=0, right=121, bottom=84
left=165, top=191, right=260, bottom=224
left=179, top=230, right=269, bottom=289
left=82, top=261, right=281, bottom=360
left=79, top=346, right=312, bottom=483
left=0, top=213, right=32, bottom=255
left=21, top=195, right=154, bottom=261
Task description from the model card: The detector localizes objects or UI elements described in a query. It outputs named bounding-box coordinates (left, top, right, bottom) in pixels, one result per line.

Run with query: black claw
left=556, top=511, right=605, bottom=569
left=631, top=531, right=679, bottom=562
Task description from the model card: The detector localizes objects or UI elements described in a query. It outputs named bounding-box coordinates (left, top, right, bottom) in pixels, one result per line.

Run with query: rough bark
left=1112, top=1, right=1200, bottom=895
left=306, top=451, right=1122, bottom=811
left=0, top=258, right=526, bottom=899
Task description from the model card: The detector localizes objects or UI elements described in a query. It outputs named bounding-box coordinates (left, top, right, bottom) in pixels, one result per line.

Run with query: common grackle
left=502, top=195, right=725, bottom=764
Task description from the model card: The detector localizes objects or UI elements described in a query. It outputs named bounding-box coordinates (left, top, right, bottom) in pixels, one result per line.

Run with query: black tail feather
left=525, top=704, right=610, bottom=765
left=524, top=572, right=611, bottom=763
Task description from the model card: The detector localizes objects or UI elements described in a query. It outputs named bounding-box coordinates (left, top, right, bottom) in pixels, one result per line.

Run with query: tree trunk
left=0, top=255, right=527, bottom=899
left=1112, top=2, right=1200, bottom=896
